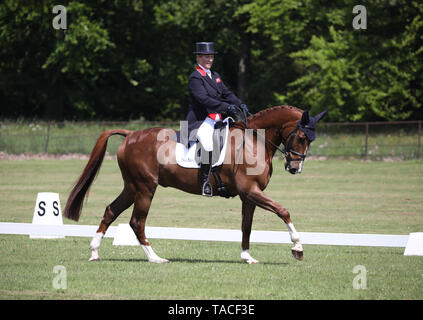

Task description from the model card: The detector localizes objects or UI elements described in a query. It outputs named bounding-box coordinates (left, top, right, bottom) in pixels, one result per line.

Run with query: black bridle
left=282, top=125, right=308, bottom=160
left=238, top=109, right=308, bottom=161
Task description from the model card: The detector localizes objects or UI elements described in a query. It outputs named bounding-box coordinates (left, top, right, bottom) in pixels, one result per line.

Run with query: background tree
left=241, top=0, right=422, bottom=121
left=0, top=0, right=421, bottom=121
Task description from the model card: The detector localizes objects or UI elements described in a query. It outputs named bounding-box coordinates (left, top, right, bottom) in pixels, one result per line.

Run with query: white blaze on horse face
left=297, top=145, right=308, bottom=173
left=289, top=144, right=308, bottom=174
left=286, top=159, right=302, bottom=174
left=298, top=158, right=305, bottom=173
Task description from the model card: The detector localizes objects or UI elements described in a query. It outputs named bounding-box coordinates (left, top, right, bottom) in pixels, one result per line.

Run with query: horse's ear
left=315, top=110, right=328, bottom=123
left=301, top=110, right=310, bottom=126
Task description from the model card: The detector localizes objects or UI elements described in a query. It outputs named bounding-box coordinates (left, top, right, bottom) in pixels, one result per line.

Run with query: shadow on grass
left=99, top=257, right=289, bottom=265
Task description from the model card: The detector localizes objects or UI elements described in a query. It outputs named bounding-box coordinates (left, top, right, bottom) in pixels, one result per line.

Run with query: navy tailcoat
left=185, top=65, right=242, bottom=136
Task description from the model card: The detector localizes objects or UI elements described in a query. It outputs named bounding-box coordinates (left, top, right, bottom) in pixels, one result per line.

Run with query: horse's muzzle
left=285, top=161, right=303, bottom=174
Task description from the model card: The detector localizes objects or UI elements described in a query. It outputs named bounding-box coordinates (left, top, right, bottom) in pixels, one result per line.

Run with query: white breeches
left=197, top=117, right=216, bottom=152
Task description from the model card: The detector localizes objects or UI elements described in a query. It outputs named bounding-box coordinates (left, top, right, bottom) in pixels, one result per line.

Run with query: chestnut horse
left=64, top=106, right=326, bottom=264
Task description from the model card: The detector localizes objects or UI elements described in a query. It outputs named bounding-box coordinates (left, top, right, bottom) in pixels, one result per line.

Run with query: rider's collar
left=197, top=64, right=212, bottom=77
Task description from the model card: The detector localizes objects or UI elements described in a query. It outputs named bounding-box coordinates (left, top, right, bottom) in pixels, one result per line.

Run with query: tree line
left=0, top=0, right=422, bottom=122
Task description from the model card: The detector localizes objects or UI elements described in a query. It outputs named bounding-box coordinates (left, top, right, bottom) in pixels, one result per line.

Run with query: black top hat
left=194, top=42, right=217, bottom=54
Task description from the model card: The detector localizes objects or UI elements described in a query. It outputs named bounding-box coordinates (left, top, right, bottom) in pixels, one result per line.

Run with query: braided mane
left=243, top=105, right=304, bottom=130
left=248, top=105, right=303, bottom=121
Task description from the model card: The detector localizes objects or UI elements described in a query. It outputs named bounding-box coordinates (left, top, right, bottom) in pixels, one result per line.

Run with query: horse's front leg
left=286, top=220, right=303, bottom=260
left=240, top=199, right=259, bottom=264
left=245, top=187, right=303, bottom=260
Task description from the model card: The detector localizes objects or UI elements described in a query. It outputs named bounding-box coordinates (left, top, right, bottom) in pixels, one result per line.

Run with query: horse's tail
left=64, top=129, right=132, bottom=221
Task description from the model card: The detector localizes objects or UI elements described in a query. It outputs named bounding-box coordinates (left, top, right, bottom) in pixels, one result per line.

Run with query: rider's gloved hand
left=240, top=104, right=249, bottom=114
left=227, top=105, right=238, bottom=117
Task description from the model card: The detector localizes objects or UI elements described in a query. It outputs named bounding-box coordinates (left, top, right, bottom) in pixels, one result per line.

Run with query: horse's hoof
left=89, top=252, right=100, bottom=261
left=242, top=258, right=259, bottom=264
left=240, top=250, right=259, bottom=264
left=149, top=258, right=169, bottom=264
left=291, top=249, right=303, bottom=261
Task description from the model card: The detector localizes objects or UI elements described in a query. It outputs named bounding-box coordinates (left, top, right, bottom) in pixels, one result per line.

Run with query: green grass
left=0, top=158, right=421, bottom=233
left=0, top=236, right=422, bottom=300
left=0, top=158, right=422, bottom=299
left=0, top=120, right=178, bottom=155
left=1, top=120, right=422, bottom=158
left=0, top=236, right=423, bottom=300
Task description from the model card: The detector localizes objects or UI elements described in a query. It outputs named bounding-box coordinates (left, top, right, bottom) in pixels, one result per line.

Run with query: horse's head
left=283, top=110, right=327, bottom=174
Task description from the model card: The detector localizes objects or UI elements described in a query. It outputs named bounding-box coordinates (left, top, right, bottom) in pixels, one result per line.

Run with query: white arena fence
left=0, top=222, right=410, bottom=248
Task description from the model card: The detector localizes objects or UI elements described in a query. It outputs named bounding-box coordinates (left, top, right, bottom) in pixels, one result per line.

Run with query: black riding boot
left=201, top=151, right=212, bottom=197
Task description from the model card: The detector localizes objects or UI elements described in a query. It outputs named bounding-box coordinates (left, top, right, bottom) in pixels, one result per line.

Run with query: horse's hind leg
left=89, top=184, right=134, bottom=261
left=240, top=199, right=259, bottom=264
left=130, top=186, right=168, bottom=263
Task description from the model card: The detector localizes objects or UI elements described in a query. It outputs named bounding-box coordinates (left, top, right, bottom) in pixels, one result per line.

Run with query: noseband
left=282, top=125, right=308, bottom=161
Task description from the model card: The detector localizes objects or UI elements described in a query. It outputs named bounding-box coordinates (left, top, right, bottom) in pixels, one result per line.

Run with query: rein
left=234, top=110, right=307, bottom=160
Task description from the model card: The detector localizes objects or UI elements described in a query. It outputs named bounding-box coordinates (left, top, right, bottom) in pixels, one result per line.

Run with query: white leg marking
left=142, top=244, right=169, bottom=263
left=89, top=232, right=104, bottom=261
left=287, top=222, right=303, bottom=252
left=241, top=250, right=259, bottom=264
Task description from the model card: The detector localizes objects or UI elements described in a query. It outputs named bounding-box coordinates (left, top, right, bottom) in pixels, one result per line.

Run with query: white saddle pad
left=175, top=118, right=231, bottom=169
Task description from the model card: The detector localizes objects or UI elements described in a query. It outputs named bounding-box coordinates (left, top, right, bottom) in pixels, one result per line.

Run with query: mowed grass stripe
left=0, top=235, right=422, bottom=300
left=0, top=158, right=422, bottom=299
left=0, top=159, right=422, bottom=233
